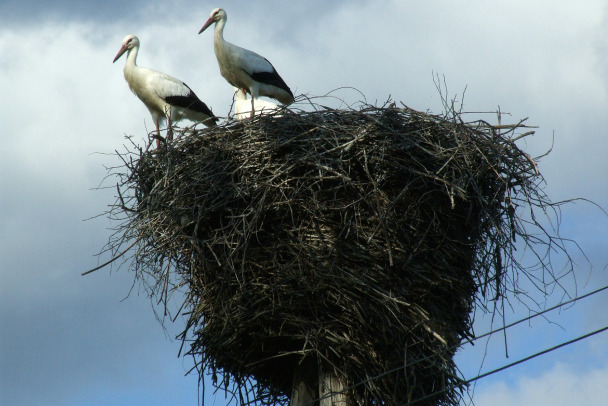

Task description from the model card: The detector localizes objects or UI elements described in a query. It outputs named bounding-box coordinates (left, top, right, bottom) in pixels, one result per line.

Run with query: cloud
left=1, top=2, right=608, bottom=406
left=0, top=0, right=156, bottom=27
left=474, top=362, right=608, bottom=406
left=0, top=21, right=199, bottom=406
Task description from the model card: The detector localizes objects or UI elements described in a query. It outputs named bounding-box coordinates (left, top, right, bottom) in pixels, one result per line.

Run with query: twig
left=82, top=238, right=140, bottom=276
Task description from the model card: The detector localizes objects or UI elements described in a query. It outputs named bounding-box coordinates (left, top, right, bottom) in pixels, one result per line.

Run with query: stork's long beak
left=198, top=17, right=214, bottom=34
left=112, top=45, right=128, bottom=63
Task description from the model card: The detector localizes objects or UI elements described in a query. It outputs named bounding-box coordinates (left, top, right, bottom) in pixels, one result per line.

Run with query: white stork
left=198, top=8, right=294, bottom=118
left=233, top=88, right=279, bottom=120
left=113, top=34, right=218, bottom=147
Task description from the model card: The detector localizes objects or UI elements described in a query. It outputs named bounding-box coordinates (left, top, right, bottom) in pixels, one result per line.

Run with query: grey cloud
left=1, top=2, right=608, bottom=406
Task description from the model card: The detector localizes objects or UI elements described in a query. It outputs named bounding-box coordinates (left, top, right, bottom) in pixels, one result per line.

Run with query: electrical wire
left=469, top=284, right=608, bottom=346
left=406, top=324, right=608, bottom=405
left=306, top=283, right=608, bottom=406
left=346, top=284, right=608, bottom=393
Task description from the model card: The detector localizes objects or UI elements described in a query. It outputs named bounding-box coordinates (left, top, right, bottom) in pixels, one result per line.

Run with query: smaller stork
left=113, top=35, right=218, bottom=147
left=198, top=8, right=294, bottom=118
left=233, top=88, right=279, bottom=120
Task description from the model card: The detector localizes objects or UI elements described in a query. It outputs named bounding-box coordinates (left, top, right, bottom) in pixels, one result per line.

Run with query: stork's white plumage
left=113, top=35, right=218, bottom=147
left=198, top=8, right=294, bottom=117
left=233, top=88, right=279, bottom=120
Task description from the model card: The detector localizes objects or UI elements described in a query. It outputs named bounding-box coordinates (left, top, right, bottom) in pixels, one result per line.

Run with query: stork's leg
left=167, top=114, right=173, bottom=142
left=250, top=96, right=255, bottom=119
left=155, top=121, right=161, bottom=149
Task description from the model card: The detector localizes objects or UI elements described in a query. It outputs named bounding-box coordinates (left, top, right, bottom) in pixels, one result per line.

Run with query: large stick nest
left=105, top=98, right=570, bottom=406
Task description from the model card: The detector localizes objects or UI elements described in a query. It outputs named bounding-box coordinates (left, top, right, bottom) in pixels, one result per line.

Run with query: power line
left=469, top=283, right=608, bottom=346
left=471, top=324, right=608, bottom=383
left=390, top=283, right=608, bottom=377
left=406, top=324, right=608, bottom=405
left=307, top=284, right=608, bottom=406
left=355, top=284, right=608, bottom=392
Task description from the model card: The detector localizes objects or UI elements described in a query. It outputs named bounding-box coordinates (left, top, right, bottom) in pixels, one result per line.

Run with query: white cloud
left=1, top=2, right=608, bottom=405
left=474, top=362, right=608, bottom=406
left=0, top=22, right=201, bottom=406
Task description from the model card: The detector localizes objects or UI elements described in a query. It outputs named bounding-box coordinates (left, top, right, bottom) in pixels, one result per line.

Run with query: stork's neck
left=125, top=45, right=139, bottom=69
left=122, top=45, right=140, bottom=84
left=213, top=19, right=226, bottom=40
left=214, top=18, right=226, bottom=45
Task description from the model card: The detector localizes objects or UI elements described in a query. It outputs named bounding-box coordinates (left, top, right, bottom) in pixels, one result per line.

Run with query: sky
left=1, top=1, right=608, bottom=405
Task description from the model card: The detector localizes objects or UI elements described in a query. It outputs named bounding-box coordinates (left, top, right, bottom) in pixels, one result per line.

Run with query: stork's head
left=198, top=8, right=226, bottom=34
left=113, top=35, right=139, bottom=63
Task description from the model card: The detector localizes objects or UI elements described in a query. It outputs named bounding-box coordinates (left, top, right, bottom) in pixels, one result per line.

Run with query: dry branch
left=101, top=98, right=574, bottom=406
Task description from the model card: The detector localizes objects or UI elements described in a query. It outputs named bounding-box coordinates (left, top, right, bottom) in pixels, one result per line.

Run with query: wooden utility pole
left=291, top=359, right=349, bottom=406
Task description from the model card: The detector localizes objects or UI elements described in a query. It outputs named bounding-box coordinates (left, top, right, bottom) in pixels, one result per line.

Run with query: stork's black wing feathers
left=163, top=84, right=217, bottom=121
left=245, top=58, right=293, bottom=98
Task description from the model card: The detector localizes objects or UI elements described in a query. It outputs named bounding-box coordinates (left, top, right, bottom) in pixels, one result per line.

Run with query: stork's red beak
left=198, top=17, right=214, bottom=34
left=112, top=45, right=128, bottom=63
